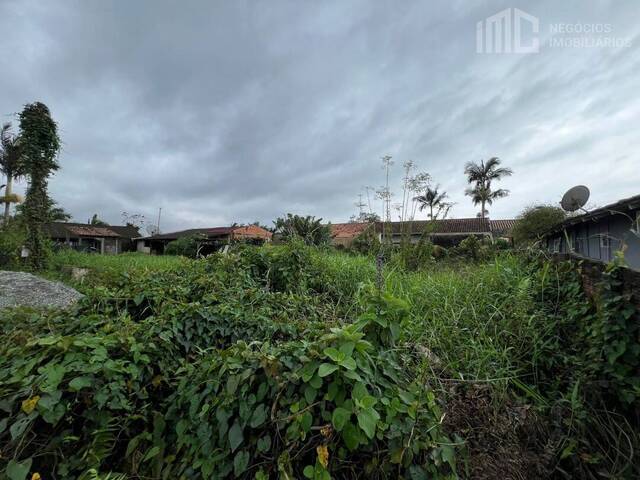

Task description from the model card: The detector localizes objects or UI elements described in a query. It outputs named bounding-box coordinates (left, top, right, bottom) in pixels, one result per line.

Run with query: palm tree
left=0, top=122, right=24, bottom=222
left=464, top=157, right=512, bottom=219
left=414, top=185, right=448, bottom=220
left=465, top=184, right=510, bottom=219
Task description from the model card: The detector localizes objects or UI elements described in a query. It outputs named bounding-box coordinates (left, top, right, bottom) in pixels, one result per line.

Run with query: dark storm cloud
left=1, top=0, right=638, bottom=231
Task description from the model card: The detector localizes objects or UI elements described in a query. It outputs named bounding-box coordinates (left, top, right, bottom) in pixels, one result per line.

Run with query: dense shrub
left=273, top=214, right=331, bottom=246
left=164, top=233, right=207, bottom=258
left=349, top=226, right=380, bottom=255
left=0, top=221, right=25, bottom=268
left=512, top=204, right=566, bottom=245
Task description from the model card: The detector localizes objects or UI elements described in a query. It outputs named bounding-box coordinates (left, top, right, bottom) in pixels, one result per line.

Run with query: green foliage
left=512, top=204, right=566, bottom=245
left=274, top=214, right=331, bottom=246
left=464, top=157, right=512, bottom=218
left=454, top=235, right=481, bottom=260
left=19, top=102, right=61, bottom=270
left=349, top=225, right=380, bottom=255
left=2, top=241, right=638, bottom=478
left=0, top=243, right=458, bottom=478
left=164, top=233, right=207, bottom=258
left=0, top=219, right=25, bottom=268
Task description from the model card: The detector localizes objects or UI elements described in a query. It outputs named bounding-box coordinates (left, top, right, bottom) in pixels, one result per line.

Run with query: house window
left=599, top=235, right=610, bottom=249
left=552, top=237, right=561, bottom=253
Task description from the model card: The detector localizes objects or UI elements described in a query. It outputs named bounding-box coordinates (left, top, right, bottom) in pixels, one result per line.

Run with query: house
left=374, top=218, right=516, bottom=246
left=330, top=222, right=374, bottom=248
left=137, top=224, right=272, bottom=254
left=544, top=194, right=640, bottom=270
left=489, top=219, right=518, bottom=243
left=44, top=222, right=140, bottom=254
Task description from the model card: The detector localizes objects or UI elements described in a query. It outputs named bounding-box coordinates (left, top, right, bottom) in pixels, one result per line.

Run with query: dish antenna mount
left=561, top=185, right=590, bottom=213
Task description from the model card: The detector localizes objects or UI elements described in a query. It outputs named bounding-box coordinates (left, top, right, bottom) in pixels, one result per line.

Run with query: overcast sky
left=1, top=1, right=638, bottom=232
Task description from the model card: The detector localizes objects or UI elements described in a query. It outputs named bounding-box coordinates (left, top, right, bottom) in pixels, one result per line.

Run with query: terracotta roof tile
left=330, top=223, right=372, bottom=239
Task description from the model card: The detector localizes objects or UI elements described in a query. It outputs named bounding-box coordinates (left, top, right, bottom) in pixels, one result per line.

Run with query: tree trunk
left=481, top=199, right=486, bottom=219
left=3, top=175, right=13, bottom=222
left=430, top=205, right=433, bottom=220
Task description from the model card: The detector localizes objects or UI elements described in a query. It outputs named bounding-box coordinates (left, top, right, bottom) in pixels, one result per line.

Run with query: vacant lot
left=1, top=244, right=637, bottom=479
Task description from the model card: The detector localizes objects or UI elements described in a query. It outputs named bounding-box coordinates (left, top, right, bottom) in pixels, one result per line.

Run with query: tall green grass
left=51, top=250, right=185, bottom=272
left=311, top=250, right=542, bottom=392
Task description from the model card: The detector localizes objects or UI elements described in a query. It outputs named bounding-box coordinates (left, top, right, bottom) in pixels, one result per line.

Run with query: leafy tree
left=0, top=122, right=24, bottom=222
left=49, top=203, right=71, bottom=221
left=414, top=185, right=449, bottom=220
left=512, top=204, right=566, bottom=245
left=464, top=157, right=512, bottom=219
left=89, top=213, right=109, bottom=226
left=350, top=212, right=380, bottom=223
left=273, top=214, right=331, bottom=246
left=19, top=102, right=60, bottom=269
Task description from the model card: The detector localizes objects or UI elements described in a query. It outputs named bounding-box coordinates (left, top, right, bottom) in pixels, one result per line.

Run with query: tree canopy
left=512, top=204, right=567, bottom=245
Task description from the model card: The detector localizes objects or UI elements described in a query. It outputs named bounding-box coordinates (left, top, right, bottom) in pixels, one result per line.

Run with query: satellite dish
left=561, top=185, right=590, bottom=212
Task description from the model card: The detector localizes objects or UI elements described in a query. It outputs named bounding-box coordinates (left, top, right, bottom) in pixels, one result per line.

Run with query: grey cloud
left=1, top=0, right=639, bottom=231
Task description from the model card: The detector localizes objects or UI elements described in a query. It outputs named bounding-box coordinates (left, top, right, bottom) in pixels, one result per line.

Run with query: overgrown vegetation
left=1, top=243, right=638, bottom=479
left=164, top=233, right=208, bottom=258
left=273, top=214, right=331, bottom=246
left=18, top=102, right=61, bottom=270
left=512, top=204, right=567, bottom=245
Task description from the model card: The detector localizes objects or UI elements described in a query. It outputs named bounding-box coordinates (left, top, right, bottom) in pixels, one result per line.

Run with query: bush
left=164, top=233, right=207, bottom=258
left=0, top=221, right=25, bottom=268
left=273, top=214, right=331, bottom=246
left=349, top=226, right=380, bottom=255
left=512, top=204, right=566, bottom=245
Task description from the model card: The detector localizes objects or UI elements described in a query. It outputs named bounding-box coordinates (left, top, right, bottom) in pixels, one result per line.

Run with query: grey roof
left=44, top=222, right=139, bottom=239
left=546, top=193, right=640, bottom=235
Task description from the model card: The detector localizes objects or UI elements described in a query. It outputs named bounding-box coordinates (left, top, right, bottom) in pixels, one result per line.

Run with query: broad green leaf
left=357, top=408, right=379, bottom=439
left=69, top=376, right=93, bottom=391
left=323, top=347, right=342, bottom=362
left=226, top=375, right=240, bottom=395
left=360, top=395, right=377, bottom=409
left=351, top=382, right=368, bottom=401
left=343, top=370, right=362, bottom=381
left=257, top=434, right=271, bottom=453
left=342, top=422, right=360, bottom=451
left=318, top=363, right=339, bottom=377
left=309, top=374, right=322, bottom=389
left=10, top=417, right=32, bottom=441
left=40, top=364, right=66, bottom=393
left=250, top=404, right=267, bottom=428
left=303, top=465, right=315, bottom=479
left=143, top=446, right=160, bottom=462
left=331, top=407, right=350, bottom=432
left=228, top=421, right=243, bottom=452
left=339, top=341, right=355, bottom=357
left=304, top=385, right=317, bottom=404
left=233, top=450, right=250, bottom=476
left=300, top=411, right=313, bottom=433
left=339, top=357, right=357, bottom=371
left=6, top=458, right=32, bottom=480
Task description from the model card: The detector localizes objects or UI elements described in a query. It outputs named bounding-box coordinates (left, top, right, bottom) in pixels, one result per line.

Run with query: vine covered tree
left=464, top=157, right=512, bottom=219
left=19, top=102, right=61, bottom=269
left=0, top=122, right=24, bottom=222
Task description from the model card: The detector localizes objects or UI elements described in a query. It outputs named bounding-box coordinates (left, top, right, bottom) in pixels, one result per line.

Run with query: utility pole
left=157, top=207, right=162, bottom=234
